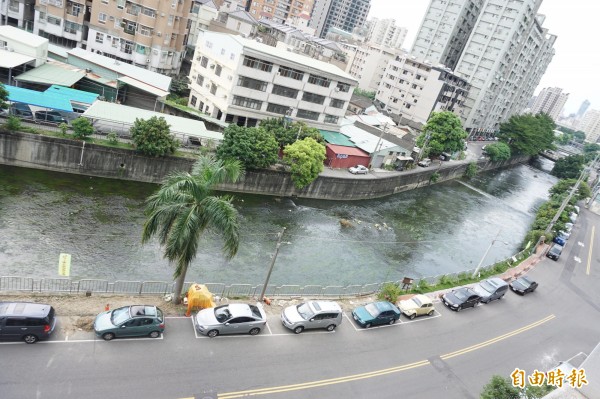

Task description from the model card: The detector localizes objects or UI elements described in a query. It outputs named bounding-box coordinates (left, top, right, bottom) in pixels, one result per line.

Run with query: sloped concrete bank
left=0, top=130, right=529, bottom=200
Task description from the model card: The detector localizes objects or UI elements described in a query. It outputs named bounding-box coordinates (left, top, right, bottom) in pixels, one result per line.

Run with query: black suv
left=546, top=244, right=563, bottom=261
left=35, top=111, right=68, bottom=124
left=0, top=302, right=57, bottom=343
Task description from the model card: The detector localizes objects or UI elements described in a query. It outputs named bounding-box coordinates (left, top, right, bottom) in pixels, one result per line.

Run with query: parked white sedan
left=348, top=165, right=369, bottom=174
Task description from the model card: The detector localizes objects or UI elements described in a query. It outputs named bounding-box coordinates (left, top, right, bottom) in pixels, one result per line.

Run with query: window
left=200, top=56, right=208, bottom=68
left=116, top=0, right=124, bottom=9
left=302, top=92, right=325, bottom=105
left=196, top=75, right=204, bottom=86
left=267, top=103, right=289, bottom=114
left=98, top=13, right=107, bottom=23
left=238, top=76, right=268, bottom=92
left=47, top=15, right=61, bottom=26
left=139, top=25, right=152, bottom=36
left=232, top=96, right=263, bottom=110
left=168, top=15, right=174, bottom=25
left=215, top=64, right=222, bottom=77
left=101, top=0, right=108, bottom=3
left=135, top=44, right=147, bottom=54
left=142, top=7, right=156, bottom=17
left=205, top=40, right=213, bottom=49
left=210, top=83, right=217, bottom=95
left=336, top=82, right=350, bottom=92
left=120, top=39, right=133, bottom=54
left=221, top=48, right=225, bottom=55
left=124, top=20, right=137, bottom=35
left=67, top=1, right=82, bottom=17
left=272, top=84, right=298, bottom=99
left=243, top=56, right=273, bottom=72
left=111, top=37, right=118, bottom=48
left=64, top=21, right=81, bottom=34
left=329, top=99, right=345, bottom=109
left=191, top=96, right=197, bottom=106
left=297, top=109, right=319, bottom=121
left=95, top=32, right=103, bottom=43
left=308, top=74, right=331, bottom=87
left=324, top=115, right=339, bottom=124
left=278, top=66, right=303, bottom=80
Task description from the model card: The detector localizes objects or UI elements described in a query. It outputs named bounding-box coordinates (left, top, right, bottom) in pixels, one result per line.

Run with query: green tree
left=464, top=162, right=478, bottom=179
left=0, top=82, right=8, bottom=112
left=130, top=116, right=178, bottom=157
left=283, top=137, right=326, bottom=188
left=497, top=113, right=555, bottom=155
left=550, top=178, right=591, bottom=200
left=583, top=143, right=600, bottom=153
left=551, top=155, right=584, bottom=179
left=416, top=111, right=468, bottom=156
left=557, top=126, right=586, bottom=142
left=142, top=155, right=242, bottom=304
left=260, top=118, right=323, bottom=148
left=71, top=117, right=95, bottom=139
left=481, top=375, right=554, bottom=399
left=354, top=88, right=375, bottom=100
left=483, top=142, right=511, bottom=161
left=216, top=124, right=279, bottom=169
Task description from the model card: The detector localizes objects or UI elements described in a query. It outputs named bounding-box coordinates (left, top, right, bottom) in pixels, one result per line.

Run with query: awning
left=14, top=63, right=86, bottom=87
left=5, top=85, right=74, bottom=112
left=117, top=76, right=170, bottom=98
left=0, top=49, right=35, bottom=68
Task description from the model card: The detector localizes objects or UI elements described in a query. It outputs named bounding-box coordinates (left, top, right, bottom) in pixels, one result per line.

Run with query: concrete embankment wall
left=0, top=130, right=529, bottom=200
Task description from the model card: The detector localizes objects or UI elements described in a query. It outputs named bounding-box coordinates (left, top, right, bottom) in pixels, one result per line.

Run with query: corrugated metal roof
left=0, top=25, right=48, bottom=47
left=14, top=63, right=85, bottom=86
left=327, top=144, right=369, bottom=157
left=5, top=85, right=74, bottom=112
left=228, top=10, right=259, bottom=24
left=67, top=48, right=171, bottom=92
left=0, top=49, right=35, bottom=68
left=117, top=76, right=170, bottom=98
left=340, top=122, right=399, bottom=154
left=320, top=130, right=356, bottom=147
left=45, top=85, right=99, bottom=105
left=82, top=101, right=222, bottom=141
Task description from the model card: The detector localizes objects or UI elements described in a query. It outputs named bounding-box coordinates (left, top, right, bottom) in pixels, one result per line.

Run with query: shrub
left=464, top=162, right=477, bottom=179
left=5, top=116, right=21, bottom=131
left=429, top=171, right=440, bottom=183
left=130, top=116, right=178, bottom=157
left=378, top=282, right=402, bottom=302
left=107, top=131, right=118, bottom=145
left=71, top=117, right=94, bottom=139
left=58, top=122, right=69, bottom=136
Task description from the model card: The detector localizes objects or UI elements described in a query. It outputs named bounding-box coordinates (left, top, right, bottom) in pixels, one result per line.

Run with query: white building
left=188, top=31, right=357, bottom=130
left=310, top=0, right=371, bottom=39
left=186, top=0, right=219, bottom=51
left=367, top=18, right=407, bottom=50
left=375, top=54, right=469, bottom=129
left=0, top=25, right=48, bottom=68
left=580, top=109, right=600, bottom=144
left=530, top=87, right=568, bottom=121
left=346, top=43, right=401, bottom=93
left=0, top=0, right=35, bottom=31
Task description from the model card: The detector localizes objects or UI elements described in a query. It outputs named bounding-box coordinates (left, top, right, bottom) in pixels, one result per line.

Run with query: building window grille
left=243, top=56, right=273, bottom=72
left=302, top=92, right=325, bottom=105
left=324, top=114, right=339, bottom=124
left=267, top=103, right=289, bottom=114
left=330, top=99, right=345, bottom=109
left=232, top=96, right=263, bottom=110
left=278, top=66, right=304, bottom=80
left=272, top=84, right=298, bottom=98
left=196, top=75, right=204, bottom=86
left=238, top=76, right=268, bottom=92
left=308, top=74, right=331, bottom=87
left=297, top=109, right=319, bottom=121
left=200, top=56, right=208, bottom=68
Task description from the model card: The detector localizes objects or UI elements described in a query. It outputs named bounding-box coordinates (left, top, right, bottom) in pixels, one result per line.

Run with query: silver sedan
left=193, top=303, right=267, bottom=338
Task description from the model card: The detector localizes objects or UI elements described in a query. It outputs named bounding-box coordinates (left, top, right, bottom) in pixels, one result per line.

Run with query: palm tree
left=142, top=155, right=243, bottom=304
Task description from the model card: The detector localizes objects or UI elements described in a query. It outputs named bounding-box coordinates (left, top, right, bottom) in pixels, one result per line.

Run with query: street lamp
left=259, top=227, right=286, bottom=301
left=471, top=231, right=509, bottom=279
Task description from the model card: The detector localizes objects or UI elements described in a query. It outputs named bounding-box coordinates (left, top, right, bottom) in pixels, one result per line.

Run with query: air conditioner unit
left=109, top=16, right=114, bottom=21
left=161, top=12, right=165, bottom=17
left=175, top=16, right=180, bottom=21
left=85, top=68, right=92, bottom=73
left=156, top=32, right=162, bottom=37
left=146, top=59, right=150, bottom=63
left=205, top=84, right=210, bottom=88
left=209, top=64, right=215, bottom=69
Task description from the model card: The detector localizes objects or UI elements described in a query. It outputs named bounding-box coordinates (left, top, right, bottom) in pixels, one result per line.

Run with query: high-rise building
left=347, top=43, right=401, bottom=92
left=580, top=109, right=600, bottom=143
left=530, top=87, right=568, bottom=121
left=411, top=0, right=556, bottom=133
left=577, top=100, right=591, bottom=119
left=247, top=0, right=314, bottom=24
left=366, top=18, right=407, bottom=49
left=310, top=0, right=371, bottom=39
left=0, top=0, right=35, bottom=31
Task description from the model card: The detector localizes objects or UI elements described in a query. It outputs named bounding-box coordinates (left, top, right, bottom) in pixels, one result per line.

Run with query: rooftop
left=0, top=49, right=35, bottom=69
left=14, top=62, right=86, bottom=87
left=5, top=85, right=74, bottom=112
left=0, top=25, right=48, bottom=47
left=227, top=10, right=259, bottom=25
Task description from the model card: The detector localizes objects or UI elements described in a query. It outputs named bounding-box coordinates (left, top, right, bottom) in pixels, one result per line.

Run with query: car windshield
left=248, top=305, right=262, bottom=319
left=296, top=303, right=315, bottom=320
left=364, top=303, right=380, bottom=317
left=412, top=297, right=423, bottom=307
left=453, top=289, right=468, bottom=301
left=520, top=276, right=532, bottom=286
left=111, top=307, right=131, bottom=325
left=480, top=281, right=495, bottom=293
left=214, top=306, right=232, bottom=323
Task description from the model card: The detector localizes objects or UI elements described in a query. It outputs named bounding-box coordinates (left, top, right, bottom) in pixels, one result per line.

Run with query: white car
left=418, top=158, right=432, bottom=167
left=348, top=165, right=369, bottom=174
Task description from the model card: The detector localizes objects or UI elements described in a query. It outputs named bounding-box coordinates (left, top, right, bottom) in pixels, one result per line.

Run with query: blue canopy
left=45, top=85, right=98, bottom=105
left=5, top=85, right=73, bottom=112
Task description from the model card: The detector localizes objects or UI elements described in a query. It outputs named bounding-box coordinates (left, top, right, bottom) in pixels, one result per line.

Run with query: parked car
left=397, top=294, right=435, bottom=319
left=546, top=243, right=563, bottom=261
left=351, top=301, right=401, bottom=328
left=565, top=222, right=574, bottom=232
left=509, top=276, right=538, bottom=295
left=348, top=165, right=369, bottom=175
left=281, top=300, right=343, bottom=334
left=471, top=277, right=509, bottom=304
left=439, top=152, right=452, bottom=161
left=553, top=234, right=567, bottom=246
left=35, top=111, right=68, bottom=125
left=0, top=302, right=57, bottom=344
left=572, top=205, right=580, bottom=214
left=569, top=212, right=578, bottom=224
left=442, top=287, right=482, bottom=311
left=93, top=305, right=164, bottom=341
left=10, top=102, right=33, bottom=119
left=558, top=230, right=571, bottom=240
left=418, top=158, right=432, bottom=167
left=194, top=303, right=266, bottom=337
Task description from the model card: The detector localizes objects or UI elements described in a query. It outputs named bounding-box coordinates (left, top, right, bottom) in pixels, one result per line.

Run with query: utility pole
left=259, top=227, right=286, bottom=301
left=369, top=123, right=388, bottom=169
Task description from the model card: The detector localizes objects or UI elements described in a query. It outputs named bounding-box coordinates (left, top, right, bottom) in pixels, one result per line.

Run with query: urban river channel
left=0, top=160, right=556, bottom=287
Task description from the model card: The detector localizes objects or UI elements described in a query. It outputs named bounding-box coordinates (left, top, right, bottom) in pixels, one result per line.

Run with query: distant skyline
left=368, top=0, right=599, bottom=115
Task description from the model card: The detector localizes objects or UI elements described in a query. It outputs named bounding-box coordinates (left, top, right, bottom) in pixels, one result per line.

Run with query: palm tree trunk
left=172, top=264, right=188, bottom=305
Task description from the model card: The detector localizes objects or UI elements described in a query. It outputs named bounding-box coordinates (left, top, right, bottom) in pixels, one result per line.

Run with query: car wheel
left=389, top=319, right=396, bottom=325
left=409, top=313, right=416, bottom=320
left=293, top=326, right=304, bottom=334
left=427, top=310, right=434, bottom=316
left=326, top=324, right=336, bottom=331
left=149, top=331, right=160, bottom=338
left=456, top=306, right=462, bottom=312
left=365, top=323, right=371, bottom=328
left=207, top=329, right=219, bottom=338
left=102, top=332, right=115, bottom=341
left=249, top=328, right=260, bottom=336
left=23, top=334, right=38, bottom=344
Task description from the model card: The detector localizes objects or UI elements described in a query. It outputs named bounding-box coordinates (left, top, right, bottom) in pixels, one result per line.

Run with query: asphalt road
left=1, top=201, right=598, bottom=399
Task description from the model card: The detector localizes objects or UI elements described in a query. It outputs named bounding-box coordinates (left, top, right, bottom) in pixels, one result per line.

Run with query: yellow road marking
left=441, top=314, right=555, bottom=360
left=217, top=360, right=430, bottom=398
left=587, top=226, right=595, bottom=275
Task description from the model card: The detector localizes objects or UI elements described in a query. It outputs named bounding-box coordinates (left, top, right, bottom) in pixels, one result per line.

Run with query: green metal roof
left=14, top=63, right=85, bottom=87
left=319, top=130, right=356, bottom=147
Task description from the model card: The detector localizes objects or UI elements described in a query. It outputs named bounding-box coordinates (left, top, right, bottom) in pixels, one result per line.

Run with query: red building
left=325, top=144, right=370, bottom=169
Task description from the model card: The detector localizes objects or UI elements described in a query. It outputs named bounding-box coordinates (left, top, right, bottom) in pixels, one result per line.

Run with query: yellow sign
left=58, top=253, right=71, bottom=277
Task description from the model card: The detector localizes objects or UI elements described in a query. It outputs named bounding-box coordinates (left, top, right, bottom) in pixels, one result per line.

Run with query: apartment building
left=247, top=0, right=314, bottom=25
left=366, top=18, right=407, bottom=50
left=530, top=87, right=568, bottom=121
left=187, top=0, right=219, bottom=52
left=0, top=0, right=35, bottom=30
left=375, top=54, right=469, bottom=129
left=411, top=0, right=556, bottom=133
left=347, top=43, right=401, bottom=92
left=580, top=109, right=600, bottom=144
left=310, top=0, right=371, bottom=39
left=187, top=31, right=357, bottom=129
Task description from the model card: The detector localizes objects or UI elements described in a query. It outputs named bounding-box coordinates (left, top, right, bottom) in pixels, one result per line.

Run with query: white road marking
left=578, top=241, right=585, bottom=247
left=574, top=256, right=582, bottom=263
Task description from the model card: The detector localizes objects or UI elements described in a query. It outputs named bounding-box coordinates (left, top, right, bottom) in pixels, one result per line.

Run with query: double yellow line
left=441, top=314, right=555, bottom=360
left=218, top=360, right=430, bottom=398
